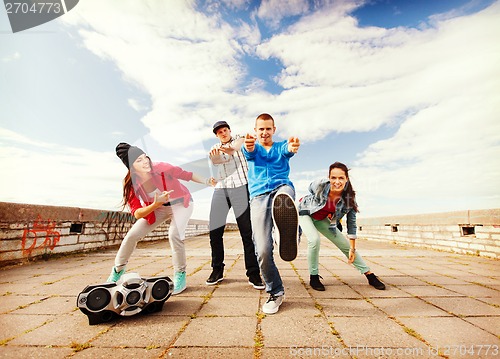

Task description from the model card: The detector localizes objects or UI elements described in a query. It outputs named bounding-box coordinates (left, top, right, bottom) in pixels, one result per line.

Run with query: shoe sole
left=248, top=281, right=265, bottom=290
left=311, top=285, right=326, bottom=291
left=107, top=269, right=125, bottom=283
left=206, top=277, right=223, bottom=286
left=262, top=306, right=279, bottom=314
left=272, top=193, right=298, bottom=261
left=367, top=275, right=386, bottom=290
left=172, top=286, right=186, bottom=295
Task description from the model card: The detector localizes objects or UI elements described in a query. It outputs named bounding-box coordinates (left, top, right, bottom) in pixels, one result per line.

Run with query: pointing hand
left=288, top=136, right=300, bottom=153
left=245, top=133, right=256, bottom=152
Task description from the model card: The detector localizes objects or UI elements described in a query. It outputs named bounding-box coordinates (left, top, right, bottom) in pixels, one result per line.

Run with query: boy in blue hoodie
left=242, top=113, right=300, bottom=314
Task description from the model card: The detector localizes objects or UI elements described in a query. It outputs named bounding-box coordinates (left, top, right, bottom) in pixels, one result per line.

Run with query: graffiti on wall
left=22, top=215, right=61, bottom=256
left=96, top=211, right=135, bottom=241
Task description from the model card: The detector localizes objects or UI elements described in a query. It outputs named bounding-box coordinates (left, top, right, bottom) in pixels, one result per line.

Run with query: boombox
left=77, top=273, right=173, bottom=325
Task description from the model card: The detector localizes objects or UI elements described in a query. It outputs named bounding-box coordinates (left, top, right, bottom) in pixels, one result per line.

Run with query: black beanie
left=116, top=142, right=146, bottom=169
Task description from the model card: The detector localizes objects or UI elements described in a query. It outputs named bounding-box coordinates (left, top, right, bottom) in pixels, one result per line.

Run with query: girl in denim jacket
left=298, top=162, right=385, bottom=291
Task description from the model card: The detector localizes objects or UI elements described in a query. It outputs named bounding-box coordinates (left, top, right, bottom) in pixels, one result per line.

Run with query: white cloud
left=2, top=51, right=21, bottom=62
left=219, top=0, right=252, bottom=11
left=0, top=128, right=125, bottom=211
left=0, top=127, right=216, bottom=220
left=32, top=0, right=498, bottom=218
left=62, top=0, right=250, bottom=148
left=61, top=0, right=500, bottom=145
left=250, top=1, right=500, bottom=217
left=352, top=91, right=500, bottom=216
left=256, top=0, right=310, bottom=29
left=255, top=1, right=500, bottom=136
left=127, top=98, right=147, bottom=112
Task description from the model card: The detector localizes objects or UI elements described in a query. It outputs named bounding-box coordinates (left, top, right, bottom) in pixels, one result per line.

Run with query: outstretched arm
left=219, top=136, right=245, bottom=155
left=191, top=173, right=216, bottom=186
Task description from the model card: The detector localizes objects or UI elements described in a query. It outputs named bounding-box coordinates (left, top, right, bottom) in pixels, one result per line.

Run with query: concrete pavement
left=0, top=231, right=499, bottom=358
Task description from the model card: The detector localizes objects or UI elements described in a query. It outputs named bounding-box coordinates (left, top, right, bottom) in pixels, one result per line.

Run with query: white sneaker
left=262, top=293, right=284, bottom=314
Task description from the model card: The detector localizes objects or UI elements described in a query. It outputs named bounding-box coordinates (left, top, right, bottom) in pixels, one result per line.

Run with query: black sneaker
left=248, top=274, right=265, bottom=290
left=206, top=267, right=223, bottom=285
left=366, top=273, right=386, bottom=290
left=310, top=274, right=325, bottom=291
left=272, top=192, right=299, bottom=261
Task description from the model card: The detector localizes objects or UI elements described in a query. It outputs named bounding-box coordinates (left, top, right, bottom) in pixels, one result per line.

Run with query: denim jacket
left=298, top=178, right=357, bottom=239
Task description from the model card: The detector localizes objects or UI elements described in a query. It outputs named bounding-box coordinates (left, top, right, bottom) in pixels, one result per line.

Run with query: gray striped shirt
left=210, top=135, right=248, bottom=189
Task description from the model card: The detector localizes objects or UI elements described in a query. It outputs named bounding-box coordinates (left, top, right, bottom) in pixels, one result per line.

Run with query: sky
left=1, top=0, right=499, bottom=221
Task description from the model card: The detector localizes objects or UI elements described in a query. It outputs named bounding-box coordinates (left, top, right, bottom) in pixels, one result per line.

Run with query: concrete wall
left=357, top=209, right=500, bottom=258
left=2, top=202, right=499, bottom=266
left=0, top=202, right=237, bottom=267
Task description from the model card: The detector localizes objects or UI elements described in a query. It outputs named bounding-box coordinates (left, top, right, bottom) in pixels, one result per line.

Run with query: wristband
left=350, top=248, right=356, bottom=252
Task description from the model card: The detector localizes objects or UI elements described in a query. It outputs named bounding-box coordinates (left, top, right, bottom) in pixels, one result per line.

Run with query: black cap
left=116, top=142, right=146, bottom=169
left=212, top=120, right=230, bottom=134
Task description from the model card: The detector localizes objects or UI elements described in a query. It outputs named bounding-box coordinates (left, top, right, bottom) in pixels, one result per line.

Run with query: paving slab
left=478, top=296, right=500, bottom=306
left=463, top=316, right=500, bottom=336
left=319, top=298, right=386, bottom=317
left=397, top=285, right=465, bottom=297
left=260, top=314, right=340, bottom=348
left=331, top=316, right=428, bottom=348
left=164, top=347, right=254, bottom=358
left=71, top=347, right=164, bottom=358
left=0, top=313, right=54, bottom=342
left=306, top=284, right=364, bottom=299
left=444, top=284, right=500, bottom=298
left=0, top=346, right=74, bottom=359
left=12, top=295, right=75, bottom=315
left=416, top=275, right=473, bottom=286
left=281, top=278, right=311, bottom=298
left=394, top=268, right=437, bottom=276
left=0, top=294, right=44, bottom=313
left=198, top=295, right=260, bottom=316
left=8, top=313, right=110, bottom=347
left=160, top=296, right=205, bottom=316
left=90, top=315, right=189, bottom=348
left=424, top=297, right=500, bottom=316
left=174, top=316, right=256, bottom=347
left=350, top=284, right=410, bottom=298
left=211, top=279, right=263, bottom=298
left=370, top=297, right=452, bottom=317
left=354, top=347, right=438, bottom=359
left=381, top=275, right=428, bottom=286
left=0, top=230, right=498, bottom=358
left=396, top=317, right=500, bottom=351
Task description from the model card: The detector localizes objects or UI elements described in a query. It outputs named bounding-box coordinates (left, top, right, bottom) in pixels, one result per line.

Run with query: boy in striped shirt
left=207, top=120, right=264, bottom=290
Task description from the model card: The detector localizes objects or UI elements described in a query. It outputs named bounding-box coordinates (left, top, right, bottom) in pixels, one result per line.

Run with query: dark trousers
left=209, top=185, right=260, bottom=277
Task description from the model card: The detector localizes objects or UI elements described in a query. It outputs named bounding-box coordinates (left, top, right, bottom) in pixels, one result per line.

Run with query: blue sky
left=1, top=0, right=499, bottom=220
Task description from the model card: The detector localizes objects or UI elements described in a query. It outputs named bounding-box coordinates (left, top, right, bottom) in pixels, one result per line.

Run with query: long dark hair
left=329, top=162, right=359, bottom=213
left=121, top=156, right=153, bottom=209
left=121, top=172, right=133, bottom=210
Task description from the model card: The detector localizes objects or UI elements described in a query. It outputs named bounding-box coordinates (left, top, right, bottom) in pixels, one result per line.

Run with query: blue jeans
left=250, top=184, right=295, bottom=296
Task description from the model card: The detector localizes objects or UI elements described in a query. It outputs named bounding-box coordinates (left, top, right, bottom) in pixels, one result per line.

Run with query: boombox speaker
left=77, top=273, right=174, bottom=325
